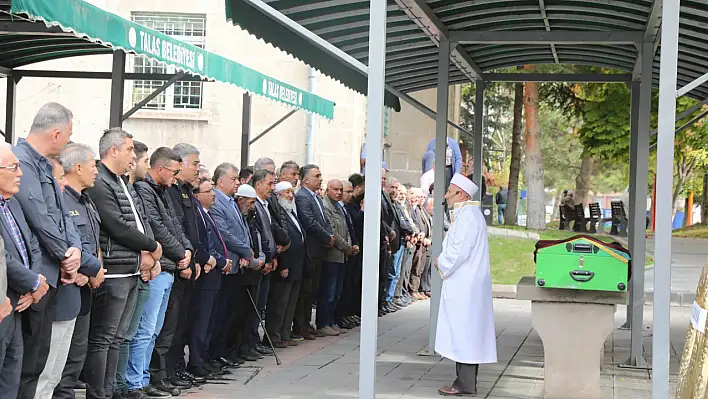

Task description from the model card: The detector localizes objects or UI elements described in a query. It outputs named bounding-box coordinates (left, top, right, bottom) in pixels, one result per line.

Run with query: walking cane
left=246, top=289, right=282, bottom=366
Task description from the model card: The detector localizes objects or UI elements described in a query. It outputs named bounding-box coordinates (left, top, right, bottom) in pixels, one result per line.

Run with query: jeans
left=386, top=246, right=405, bottom=302
left=84, top=276, right=138, bottom=399
left=497, top=204, right=507, bottom=224
left=316, top=261, right=346, bottom=329
left=128, top=272, right=173, bottom=389
left=115, top=279, right=150, bottom=393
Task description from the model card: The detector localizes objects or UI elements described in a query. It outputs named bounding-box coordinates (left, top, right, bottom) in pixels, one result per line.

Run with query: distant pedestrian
left=495, top=186, right=508, bottom=224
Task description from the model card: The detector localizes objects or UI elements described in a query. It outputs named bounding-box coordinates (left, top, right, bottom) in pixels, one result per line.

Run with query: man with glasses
left=189, top=178, right=230, bottom=377
left=131, top=147, right=193, bottom=397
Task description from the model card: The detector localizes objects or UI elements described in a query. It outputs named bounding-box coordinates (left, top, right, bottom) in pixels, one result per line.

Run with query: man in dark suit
left=251, top=168, right=280, bottom=356
left=379, top=169, right=401, bottom=316
left=294, top=164, right=334, bottom=340
left=266, top=182, right=306, bottom=347
left=335, top=180, right=359, bottom=329
left=0, top=143, right=49, bottom=398
left=189, top=178, right=231, bottom=377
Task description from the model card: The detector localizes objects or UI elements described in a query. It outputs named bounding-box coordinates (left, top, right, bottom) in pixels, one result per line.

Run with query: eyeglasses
left=0, top=163, right=20, bottom=172
left=163, top=167, right=181, bottom=176
left=195, top=189, right=215, bottom=195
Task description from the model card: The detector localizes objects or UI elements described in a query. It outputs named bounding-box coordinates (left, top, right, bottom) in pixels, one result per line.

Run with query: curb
left=487, top=227, right=540, bottom=240
left=492, top=284, right=694, bottom=307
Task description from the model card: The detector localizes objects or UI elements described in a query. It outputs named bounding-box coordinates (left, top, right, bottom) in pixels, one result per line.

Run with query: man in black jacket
left=379, top=169, right=401, bottom=316
left=85, top=128, right=162, bottom=399
left=154, top=143, right=210, bottom=387
left=132, top=147, right=193, bottom=397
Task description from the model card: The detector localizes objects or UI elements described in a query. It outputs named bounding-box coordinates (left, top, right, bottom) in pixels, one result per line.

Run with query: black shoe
left=188, top=366, right=213, bottom=378
left=126, top=389, right=150, bottom=399
left=182, top=371, right=207, bottom=385
left=203, top=362, right=226, bottom=374
left=113, top=389, right=127, bottom=399
left=166, top=375, right=191, bottom=389
left=216, top=357, right=238, bottom=367
left=144, top=384, right=173, bottom=398
left=238, top=352, right=259, bottom=362
left=153, top=380, right=181, bottom=396
left=290, top=333, right=304, bottom=341
left=249, top=348, right=264, bottom=359
left=256, top=345, right=274, bottom=355
left=378, top=310, right=384, bottom=317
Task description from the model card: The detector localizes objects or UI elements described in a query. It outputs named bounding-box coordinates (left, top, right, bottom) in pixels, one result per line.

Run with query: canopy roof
left=225, top=0, right=708, bottom=101
left=1, top=0, right=335, bottom=119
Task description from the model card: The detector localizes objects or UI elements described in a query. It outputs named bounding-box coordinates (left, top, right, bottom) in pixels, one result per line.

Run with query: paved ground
left=107, top=298, right=689, bottom=399
left=643, top=237, right=708, bottom=295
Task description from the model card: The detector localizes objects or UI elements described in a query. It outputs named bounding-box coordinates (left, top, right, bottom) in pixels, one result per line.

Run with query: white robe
left=435, top=201, right=497, bottom=364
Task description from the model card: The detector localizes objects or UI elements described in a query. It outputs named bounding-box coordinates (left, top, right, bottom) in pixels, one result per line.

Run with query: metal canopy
left=226, top=0, right=708, bottom=100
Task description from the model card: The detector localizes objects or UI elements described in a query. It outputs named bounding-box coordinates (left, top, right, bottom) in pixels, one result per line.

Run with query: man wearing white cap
left=435, top=173, right=496, bottom=397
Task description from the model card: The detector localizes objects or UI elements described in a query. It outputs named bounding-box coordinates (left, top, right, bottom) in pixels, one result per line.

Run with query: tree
left=523, top=64, right=546, bottom=229
left=669, top=98, right=708, bottom=212
left=505, top=81, right=524, bottom=225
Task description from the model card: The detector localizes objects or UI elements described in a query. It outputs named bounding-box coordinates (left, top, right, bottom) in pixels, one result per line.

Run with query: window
left=130, top=13, right=206, bottom=111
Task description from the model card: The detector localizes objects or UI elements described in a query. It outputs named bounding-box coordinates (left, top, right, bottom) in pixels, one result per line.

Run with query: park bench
left=588, top=203, right=601, bottom=233
left=609, top=201, right=628, bottom=237
left=558, top=205, right=575, bottom=230
left=572, top=204, right=589, bottom=233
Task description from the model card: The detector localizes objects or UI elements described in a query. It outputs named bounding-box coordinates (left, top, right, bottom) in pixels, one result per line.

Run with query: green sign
left=11, top=0, right=335, bottom=119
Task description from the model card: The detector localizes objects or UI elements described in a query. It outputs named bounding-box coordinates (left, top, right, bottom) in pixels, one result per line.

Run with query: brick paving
left=77, top=298, right=691, bottom=398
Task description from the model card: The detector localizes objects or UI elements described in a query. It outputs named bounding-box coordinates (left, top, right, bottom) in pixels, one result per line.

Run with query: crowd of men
left=0, top=102, right=437, bottom=399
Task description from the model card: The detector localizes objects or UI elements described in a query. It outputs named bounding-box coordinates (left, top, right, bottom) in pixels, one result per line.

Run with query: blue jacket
left=13, top=139, right=82, bottom=287
left=195, top=205, right=228, bottom=290
left=423, top=137, right=462, bottom=175
left=210, top=190, right=253, bottom=262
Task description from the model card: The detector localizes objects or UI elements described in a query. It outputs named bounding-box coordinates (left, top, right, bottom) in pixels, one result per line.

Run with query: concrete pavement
left=642, top=237, right=708, bottom=306
left=81, top=298, right=689, bottom=399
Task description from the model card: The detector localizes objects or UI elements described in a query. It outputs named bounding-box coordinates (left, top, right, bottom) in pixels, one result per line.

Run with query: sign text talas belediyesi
left=138, top=30, right=196, bottom=70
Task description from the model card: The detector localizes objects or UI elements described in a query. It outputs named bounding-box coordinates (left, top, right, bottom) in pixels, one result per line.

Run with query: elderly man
left=0, top=143, right=48, bottom=397
left=208, top=163, right=257, bottom=365
left=51, top=145, right=105, bottom=399
left=435, top=173, right=497, bottom=397
left=266, top=181, right=306, bottom=347
left=12, top=103, right=83, bottom=398
left=319, top=179, right=358, bottom=336
left=189, top=178, right=230, bottom=378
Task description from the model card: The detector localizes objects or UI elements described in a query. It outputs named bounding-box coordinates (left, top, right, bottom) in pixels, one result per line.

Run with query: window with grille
left=130, top=13, right=206, bottom=111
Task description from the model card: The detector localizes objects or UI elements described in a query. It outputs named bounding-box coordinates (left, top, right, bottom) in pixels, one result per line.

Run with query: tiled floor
left=78, top=298, right=691, bottom=398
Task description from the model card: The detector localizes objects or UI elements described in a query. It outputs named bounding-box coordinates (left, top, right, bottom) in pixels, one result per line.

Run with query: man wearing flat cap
left=435, top=173, right=497, bottom=397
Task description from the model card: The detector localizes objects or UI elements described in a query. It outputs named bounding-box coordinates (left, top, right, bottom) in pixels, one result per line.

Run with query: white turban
left=450, top=173, right=478, bottom=198
left=275, top=181, right=294, bottom=193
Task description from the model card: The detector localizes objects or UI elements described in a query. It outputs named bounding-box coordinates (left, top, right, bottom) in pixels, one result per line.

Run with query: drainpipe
left=305, top=67, right=317, bottom=164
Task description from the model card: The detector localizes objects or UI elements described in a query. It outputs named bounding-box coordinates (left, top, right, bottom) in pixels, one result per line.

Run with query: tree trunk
left=523, top=65, right=546, bottom=230
left=505, top=81, right=524, bottom=226
left=574, top=152, right=594, bottom=206
left=551, top=190, right=563, bottom=220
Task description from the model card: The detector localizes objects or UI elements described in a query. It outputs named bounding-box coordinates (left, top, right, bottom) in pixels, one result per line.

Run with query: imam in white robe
left=435, top=201, right=497, bottom=364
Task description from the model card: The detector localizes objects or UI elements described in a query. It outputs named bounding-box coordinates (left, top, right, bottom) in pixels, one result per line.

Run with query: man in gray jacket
left=317, top=179, right=358, bottom=336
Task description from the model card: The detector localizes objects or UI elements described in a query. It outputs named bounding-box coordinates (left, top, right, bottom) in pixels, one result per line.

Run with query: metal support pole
left=240, top=93, right=252, bottom=171
left=427, top=39, right=451, bottom=356
left=109, top=51, right=126, bottom=128
left=122, top=73, right=185, bottom=121
left=473, top=81, right=484, bottom=201
left=621, top=80, right=640, bottom=331
left=654, top=0, right=680, bottom=397
left=250, top=110, right=298, bottom=145
left=358, top=1, right=386, bottom=397
left=5, top=76, right=18, bottom=144
left=624, top=41, right=652, bottom=369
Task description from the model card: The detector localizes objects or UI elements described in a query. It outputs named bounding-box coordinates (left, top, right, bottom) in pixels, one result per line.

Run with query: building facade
left=0, top=0, right=461, bottom=184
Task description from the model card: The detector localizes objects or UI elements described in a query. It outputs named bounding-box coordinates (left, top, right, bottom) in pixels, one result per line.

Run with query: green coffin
left=10, top=0, right=336, bottom=120
left=534, top=236, right=631, bottom=292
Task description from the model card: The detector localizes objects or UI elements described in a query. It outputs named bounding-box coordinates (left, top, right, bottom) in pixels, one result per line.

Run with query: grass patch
left=488, top=226, right=653, bottom=285
left=672, top=223, right=708, bottom=239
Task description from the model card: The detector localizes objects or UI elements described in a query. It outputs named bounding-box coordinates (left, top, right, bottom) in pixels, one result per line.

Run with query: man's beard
left=278, top=197, right=296, bottom=213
